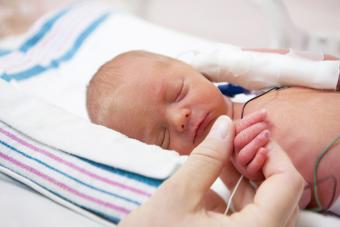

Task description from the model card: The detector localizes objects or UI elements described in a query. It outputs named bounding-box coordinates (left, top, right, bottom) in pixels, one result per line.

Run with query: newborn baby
left=87, top=50, right=340, bottom=214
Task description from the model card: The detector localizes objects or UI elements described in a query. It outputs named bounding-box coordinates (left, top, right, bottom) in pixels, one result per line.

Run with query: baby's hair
left=86, top=57, right=123, bottom=125
left=86, top=50, right=174, bottom=126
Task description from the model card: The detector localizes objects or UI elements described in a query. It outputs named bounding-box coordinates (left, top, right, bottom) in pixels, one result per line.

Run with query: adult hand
left=119, top=116, right=304, bottom=227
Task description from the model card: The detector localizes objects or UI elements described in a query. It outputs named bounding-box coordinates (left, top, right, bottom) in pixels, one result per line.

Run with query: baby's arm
left=233, top=110, right=270, bottom=181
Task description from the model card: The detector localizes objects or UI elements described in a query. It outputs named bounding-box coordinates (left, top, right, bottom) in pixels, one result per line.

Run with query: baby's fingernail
left=209, top=115, right=231, bottom=139
left=262, top=130, right=270, bottom=139
left=259, top=147, right=267, bottom=154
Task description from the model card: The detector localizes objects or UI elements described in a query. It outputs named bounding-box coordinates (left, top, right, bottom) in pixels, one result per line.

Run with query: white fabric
left=0, top=172, right=107, bottom=227
left=0, top=166, right=115, bottom=227
left=181, top=43, right=340, bottom=90
left=2, top=168, right=340, bottom=227
left=287, top=49, right=324, bottom=61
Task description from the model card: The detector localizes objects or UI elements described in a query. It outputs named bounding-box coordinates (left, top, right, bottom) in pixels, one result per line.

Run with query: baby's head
left=87, top=50, right=232, bottom=154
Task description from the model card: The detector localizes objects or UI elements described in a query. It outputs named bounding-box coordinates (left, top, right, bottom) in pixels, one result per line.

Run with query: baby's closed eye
left=175, top=79, right=188, bottom=103
left=160, top=127, right=170, bottom=149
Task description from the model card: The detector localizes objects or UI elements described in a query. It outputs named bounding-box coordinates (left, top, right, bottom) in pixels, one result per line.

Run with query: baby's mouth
left=193, top=112, right=212, bottom=144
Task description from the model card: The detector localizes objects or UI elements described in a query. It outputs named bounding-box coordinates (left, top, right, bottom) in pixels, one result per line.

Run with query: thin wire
left=224, top=86, right=339, bottom=214
left=224, top=87, right=280, bottom=215
left=309, top=134, right=340, bottom=212
left=240, top=87, right=280, bottom=119
left=224, top=175, right=244, bottom=215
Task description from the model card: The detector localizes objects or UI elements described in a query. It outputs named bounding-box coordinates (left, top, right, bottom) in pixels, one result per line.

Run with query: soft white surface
left=182, top=44, right=340, bottom=90
left=0, top=172, right=107, bottom=227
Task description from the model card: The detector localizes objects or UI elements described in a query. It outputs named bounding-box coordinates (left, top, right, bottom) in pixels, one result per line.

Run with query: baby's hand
left=232, top=110, right=270, bottom=181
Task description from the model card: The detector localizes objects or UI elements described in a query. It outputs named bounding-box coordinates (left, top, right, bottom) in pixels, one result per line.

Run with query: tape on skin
left=287, top=49, right=324, bottom=61
left=181, top=43, right=340, bottom=90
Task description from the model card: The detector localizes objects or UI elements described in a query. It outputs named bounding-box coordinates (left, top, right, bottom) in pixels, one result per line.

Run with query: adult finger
left=168, top=115, right=234, bottom=201
left=286, top=206, right=299, bottom=227
left=253, top=141, right=304, bottom=226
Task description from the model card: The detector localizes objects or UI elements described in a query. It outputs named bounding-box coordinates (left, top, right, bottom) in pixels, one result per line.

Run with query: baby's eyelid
left=166, top=128, right=170, bottom=149
left=175, top=80, right=185, bottom=102
left=160, top=128, right=166, bottom=148
left=161, top=128, right=170, bottom=149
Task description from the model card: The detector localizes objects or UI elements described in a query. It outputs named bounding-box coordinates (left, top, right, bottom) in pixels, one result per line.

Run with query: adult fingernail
left=208, top=115, right=230, bottom=139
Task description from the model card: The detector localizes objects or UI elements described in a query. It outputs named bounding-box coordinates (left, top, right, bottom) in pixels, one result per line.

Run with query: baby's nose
left=173, top=108, right=191, bottom=132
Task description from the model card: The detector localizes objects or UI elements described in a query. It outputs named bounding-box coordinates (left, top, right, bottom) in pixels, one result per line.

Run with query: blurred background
left=1, top=0, right=339, bottom=55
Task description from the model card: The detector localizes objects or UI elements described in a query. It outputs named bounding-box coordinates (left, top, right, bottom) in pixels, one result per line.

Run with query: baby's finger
left=234, top=122, right=268, bottom=153
left=237, top=130, right=270, bottom=166
left=245, top=148, right=267, bottom=181
left=235, top=109, right=267, bottom=134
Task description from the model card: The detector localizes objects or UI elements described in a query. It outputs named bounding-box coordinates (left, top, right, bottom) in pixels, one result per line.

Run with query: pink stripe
left=0, top=151, right=130, bottom=215
left=0, top=127, right=151, bottom=197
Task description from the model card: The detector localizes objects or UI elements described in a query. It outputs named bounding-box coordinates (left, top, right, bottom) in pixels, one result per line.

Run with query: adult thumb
left=171, top=115, right=234, bottom=199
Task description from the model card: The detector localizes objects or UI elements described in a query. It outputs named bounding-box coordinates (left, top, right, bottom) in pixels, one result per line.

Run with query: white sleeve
left=180, top=43, right=340, bottom=90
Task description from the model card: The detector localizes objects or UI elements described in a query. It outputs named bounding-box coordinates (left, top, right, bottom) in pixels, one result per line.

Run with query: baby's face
left=106, top=56, right=232, bottom=154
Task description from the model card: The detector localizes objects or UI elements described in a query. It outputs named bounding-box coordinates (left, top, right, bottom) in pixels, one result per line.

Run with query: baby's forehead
left=120, top=55, right=179, bottom=81
left=113, top=52, right=192, bottom=96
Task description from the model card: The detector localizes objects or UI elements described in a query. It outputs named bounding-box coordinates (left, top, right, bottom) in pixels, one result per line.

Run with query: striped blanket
left=0, top=120, right=160, bottom=225
left=0, top=2, right=185, bottom=225
left=0, top=1, right=111, bottom=81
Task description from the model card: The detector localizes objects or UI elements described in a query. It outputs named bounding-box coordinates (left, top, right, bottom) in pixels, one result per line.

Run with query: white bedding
left=0, top=172, right=103, bottom=227
left=0, top=1, right=340, bottom=226
left=1, top=169, right=339, bottom=227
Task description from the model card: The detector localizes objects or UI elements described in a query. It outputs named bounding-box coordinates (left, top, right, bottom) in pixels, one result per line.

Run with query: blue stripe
left=83, top=207, right=121, bottom=224
left=0, top=49, right=11, bottom=57
left=0, top=163, right=121, bottom=224
left=0, top=7, right=71, bottom=57
left=1, top=65, right=45, bottom=81
left=0, top=140, right=142, bottom=205
left=77, top=156, right=163, bottom=187
left=19, top=9, right=71, bottom=53
left=0, top=12, right=110, bottom=82
left=54, top=12, right=110, bottom=63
